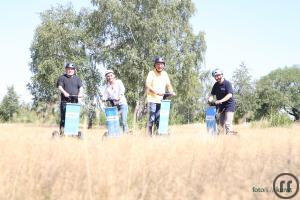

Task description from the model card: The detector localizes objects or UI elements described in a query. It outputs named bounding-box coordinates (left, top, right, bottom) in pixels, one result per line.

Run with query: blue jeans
left=117, top=104, right=128, bottom=133
left=147, top=102, right=161, bottom=135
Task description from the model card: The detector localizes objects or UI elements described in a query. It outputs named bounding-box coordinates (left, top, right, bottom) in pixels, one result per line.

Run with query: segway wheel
left=78, top=131, right=83, bottom=139
left=102, top=131, right=108, bottom=140
left=52, top=130, right=60, bottom=138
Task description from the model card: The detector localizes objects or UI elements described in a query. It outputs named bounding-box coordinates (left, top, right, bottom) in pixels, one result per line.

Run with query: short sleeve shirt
left=211, top=79, right=235, bottom=112
left=57, top=74, right=83, bottom=102
left=146, top=70, right=171, bottom=103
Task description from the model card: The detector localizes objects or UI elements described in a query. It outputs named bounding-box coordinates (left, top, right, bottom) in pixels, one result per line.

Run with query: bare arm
left=208, top=95, right=214, bottom=103
left=146, top=82, right=162, bottom=95
left=58, top=85, right=69, bottom=97
left=78, top=86, right=84, bottom=97
left=166, top=83, right=176, bottom=96
left=215, top=93, right=232, bottom=104
left=166, top=73, right=175, bottom=96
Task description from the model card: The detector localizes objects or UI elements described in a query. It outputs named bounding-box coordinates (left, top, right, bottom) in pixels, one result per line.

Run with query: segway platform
left=64, top=103, right=81, bottom=136
left=104, top=107, right=120, bottom=137
left=157, top=100, right=171, bottom=135
left=206, top=106, right=217, bottom=135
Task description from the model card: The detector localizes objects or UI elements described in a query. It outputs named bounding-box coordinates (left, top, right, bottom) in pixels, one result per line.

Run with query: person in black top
left=57, top=63, right=83, bottom=134
left=209, top=68, right=236, bottom=134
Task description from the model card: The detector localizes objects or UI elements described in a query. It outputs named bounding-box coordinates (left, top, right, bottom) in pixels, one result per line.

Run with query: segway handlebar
left=63, top=94, right=84, bottom=103
left=207, top=101, right=217, bottom=106
left=104, top=98, right=120, bottom=107
left=163, top=92, right=175, bottom=100
left=68, top=94, right=84, bottom=98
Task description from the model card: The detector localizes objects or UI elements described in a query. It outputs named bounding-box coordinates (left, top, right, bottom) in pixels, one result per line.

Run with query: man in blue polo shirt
left=209, top=69, right=236, bottom=134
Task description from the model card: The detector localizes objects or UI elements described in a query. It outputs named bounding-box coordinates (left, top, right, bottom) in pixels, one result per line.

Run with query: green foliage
left=250, top=119, right=271, bottom=128
left=28, top=4, right=104, bottom=125
left=99, top=111, right=106, bottom=127
left=269, top=112, right=293, bottom=127
left=28, top=4, right=89, bottom=105
left=250, top=112, right=292, bottom=128
left=80, top=61, right=102, bottom=128
left=87, top=0, right=206, bottom=124
left=27, top=1, right=208, bottom=125
left=254, top=66, right=300, bottom=120
left=126, top=108, right=147, bottom=129
left=0, top=86, right=19, bottom=122
left=232, top=62, right=255, bottom=123
left=13, top=103, right=39, bottom=123
left=24, top=1, right=300, bottom=126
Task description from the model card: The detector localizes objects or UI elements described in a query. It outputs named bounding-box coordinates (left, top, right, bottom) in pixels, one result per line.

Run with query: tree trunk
left=87, top=107, right=96, bottom=129
left=88, top=116, right=93, bottom=129
left=133, top=95, right=147, bottom=129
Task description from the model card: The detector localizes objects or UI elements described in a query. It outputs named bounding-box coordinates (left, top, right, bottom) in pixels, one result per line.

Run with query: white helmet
left=212, top=68, right=223, bottom=77
left=105, top=69, right=114, bottom=76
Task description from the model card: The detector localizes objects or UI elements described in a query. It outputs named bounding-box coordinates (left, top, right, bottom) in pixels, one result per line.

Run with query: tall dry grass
left=0, top=123, right=299, bottom=200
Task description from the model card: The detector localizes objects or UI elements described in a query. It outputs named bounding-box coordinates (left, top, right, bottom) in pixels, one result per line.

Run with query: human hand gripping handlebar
left=162, top=92, right=176, bottom=100
left=68, top=94, right=84, bottom=98
left=105, top=98, right=120, bottom=107
left=95, top=97, right=120, bottom=112
left=65, top=94, right=84, bottom=103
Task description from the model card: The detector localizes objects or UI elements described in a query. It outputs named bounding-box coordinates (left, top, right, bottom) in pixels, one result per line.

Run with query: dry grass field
left=0, top=123, right=299, bottom=200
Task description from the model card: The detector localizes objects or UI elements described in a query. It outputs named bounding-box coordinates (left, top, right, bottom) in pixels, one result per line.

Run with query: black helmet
left=65, top=63, right=76, bottom=69
left=154, top=57, right=165, bottom=65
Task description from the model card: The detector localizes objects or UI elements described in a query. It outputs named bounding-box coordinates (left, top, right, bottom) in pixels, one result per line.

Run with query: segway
left=205, top=98, right=238, bottom=136
left=156, top=93, right=174, bottom=136
left=205, top=103, right=217, bottom=136
left=99, top=99, right=121, bottom=138
left=52, top=95, right=83, bottom=139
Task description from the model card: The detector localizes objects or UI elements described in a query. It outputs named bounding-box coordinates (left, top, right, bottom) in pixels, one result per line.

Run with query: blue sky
left=192, top=0, right=300, bottom=79
left=0, top=0, right=299, bottom=103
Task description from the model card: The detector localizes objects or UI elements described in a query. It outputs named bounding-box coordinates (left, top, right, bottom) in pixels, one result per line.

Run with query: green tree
left=254, top=66, right=300, bottom=120
left=28, top=4, right=88, bottom=106
left=28, top=4, right=102, bottom=125
left=80, top=57, right=102, bottom=128
left=198, top=69, right=214, bottom=122
left=232, top=62, right=255, bottom=123
left=0, top=86, right=19, bottom=122
left=87, top=0, right=206, bottom=123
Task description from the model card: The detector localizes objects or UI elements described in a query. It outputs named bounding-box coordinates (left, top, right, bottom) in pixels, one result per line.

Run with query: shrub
left=14, top=110, right=39, bottom=123
left=250, top=112, right=292, bottom=128
left=269, top=112, right=292, bottom=127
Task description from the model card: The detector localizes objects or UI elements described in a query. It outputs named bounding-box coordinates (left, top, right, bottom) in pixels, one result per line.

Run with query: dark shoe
left=59, top=127, right=64, bottom=136
left=147, top=126, right=153, bottom=136
left=77, top=131, right=82, bottom=139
